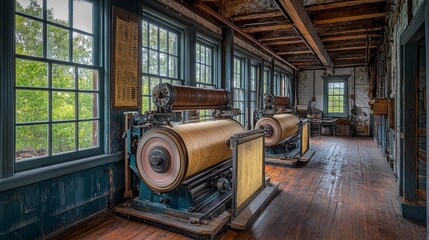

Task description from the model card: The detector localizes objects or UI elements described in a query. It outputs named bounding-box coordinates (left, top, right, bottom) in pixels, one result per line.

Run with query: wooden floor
left=64, top=137, right=426, bottom=240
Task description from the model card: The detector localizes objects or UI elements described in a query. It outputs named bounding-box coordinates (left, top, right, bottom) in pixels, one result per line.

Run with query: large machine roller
left=152, top=83, right=231, bottom=110
left=136, top=119, right=244, bottom=192
left=255, top=114, right=299, bottom=147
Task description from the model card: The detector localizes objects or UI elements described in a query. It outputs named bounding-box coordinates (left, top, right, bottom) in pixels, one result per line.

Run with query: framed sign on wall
left=111, top=6, right=141, bottom=109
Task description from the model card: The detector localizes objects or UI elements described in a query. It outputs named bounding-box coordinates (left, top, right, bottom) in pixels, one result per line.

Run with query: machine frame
left=254, top=94, right=315, bottom=167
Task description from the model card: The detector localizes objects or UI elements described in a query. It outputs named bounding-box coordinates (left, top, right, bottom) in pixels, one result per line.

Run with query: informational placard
left=111, top=6, right=141, bottom=108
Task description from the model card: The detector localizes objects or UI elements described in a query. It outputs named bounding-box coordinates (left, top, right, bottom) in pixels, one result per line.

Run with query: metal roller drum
left=152, top=83, right=231, bottom=110
left=274, top=96, right=290, bottom=107
left=136, top=119, right=245, bottom=192
left=255, top=114, right=299, bottom=147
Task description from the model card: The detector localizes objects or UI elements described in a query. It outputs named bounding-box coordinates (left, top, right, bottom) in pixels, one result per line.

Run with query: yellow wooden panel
left=301, top=123, right=309, bottom=154
left=236, top=137, right=264, bottom=209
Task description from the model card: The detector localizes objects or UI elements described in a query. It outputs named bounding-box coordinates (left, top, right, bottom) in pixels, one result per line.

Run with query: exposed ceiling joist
left=277, top=0, right=333, bottom=71
left=306, top=0, right=386, bottom=11
left=278, top=50, right=313, bottom=55
left=314, top=12, right=386, bottom=25
left=259, top=36, right=301, bottom=42
left=322, top=34, right=380, bottom=42
left=242, top=23, right=293, bottom=33
left=335, top=63, right=366, bottom=68
left=319, top=27, right=383, bottom=36
left=196, top=3, right=297, bottom=71
left=265, top=40, right=304, bottom=45
left=265, top=34, right=380, bottom=45
left=333, top=56, right=366, bottom=61
left=231, top=11, right=284, bottom=22
left=328, top=45, right=378, bottom=51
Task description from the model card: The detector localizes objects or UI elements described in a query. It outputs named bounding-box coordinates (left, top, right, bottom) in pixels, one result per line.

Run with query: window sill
left=0, top=152, right=124, bottom=192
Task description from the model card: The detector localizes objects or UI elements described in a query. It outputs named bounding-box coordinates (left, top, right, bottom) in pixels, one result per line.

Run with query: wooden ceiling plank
left=278, top=50, right=313, bottom=55
left=259, top=36, right=301, bottom=42
left=322, top=34, right=380, bottom=42
left=231, top=11, right=284, bottom=21
left=328, top=45, right=378, bottom=51
left=307, top=0, right=386, bottom=11
left=319, top=27, right=383, bottom=36
left=242, top=23, right=293, bottom=33
left=314, top=12, right=386, bottom=25
left=278, top=0, right=333, bottom=71
left=196, top=3, right=297, bottom=70
left=265, top=40, right=304, bottom=45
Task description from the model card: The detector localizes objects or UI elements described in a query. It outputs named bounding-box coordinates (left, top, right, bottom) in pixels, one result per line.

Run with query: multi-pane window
left=250, top=64, right=258, bottom=111
left=326, top=80, right=347, bottom=116
left=263, top=68, right=269, bottom=94
left=142, top=19, right=182, bottom=112
left=15, top=0, right=100, bottom=163
left=282, top=74, right=290, bottom=97
left=273, top=73, right=281, bottom=96
left=233, top=57, right=245, bottom=125
left=196, top=42, right=214, bottom=120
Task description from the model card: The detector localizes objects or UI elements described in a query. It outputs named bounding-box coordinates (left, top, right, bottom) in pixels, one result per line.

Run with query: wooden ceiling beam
left=266, top=34, right=380, bottom=45
left=278, top=0, right=333, bottom=71
left=259, top=36, right=301, bottom=42
left=333, top=56, right=366, bottom=61
left=241, top=23, right=293, bottom=33
left=278, top=50, right=313, bottom=55
left=314, top=12, right=386, bottom=25
left=327, top=45, right=378, bottom=51
left=335, top=63, right=366, bottom=68
left=265, top=40, right=304, bottom=45
left=306, top=0, right=386, bottom=11
left=322, top=34, right=380, bottom=42
left=231, top=11, right=284, bottom=22
left=319, top=27, right=383, bottom=36
left=196, top=3, right=297, bottom=70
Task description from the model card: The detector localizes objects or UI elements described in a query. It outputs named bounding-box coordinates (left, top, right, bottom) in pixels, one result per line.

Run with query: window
left=233, top=57, right=245, bottom=125
left=282, top=74, right=290, bottom=97
left=142, top=19, right=182, bottom=112
left=273, top=72, right=281, bottom=96
left=15, top=0, right=101, bottom=167
left=324, top=78, right=348, bottom=117
left=196, top=41, right=215, bottom=120
left=263, top=68, right=269, bottom=94
left=250, top=64, right=258, bottom=111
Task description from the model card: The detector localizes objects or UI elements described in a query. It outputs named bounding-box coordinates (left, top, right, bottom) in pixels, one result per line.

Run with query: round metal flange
left=149, top=147, right=171, bottom=173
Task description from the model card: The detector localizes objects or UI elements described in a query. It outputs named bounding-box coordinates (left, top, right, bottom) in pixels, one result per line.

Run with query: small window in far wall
left=324, top=78, right=348, bottom=117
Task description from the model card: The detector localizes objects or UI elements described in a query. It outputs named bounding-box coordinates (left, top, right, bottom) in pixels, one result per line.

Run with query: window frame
left=141, top=16, right=184, bottom=112
left=233, top=56, right=246, bottom=126
left=323, top=76, right=349, bottom=118
left=195, top=38, right=217, bottom=120
left=14, top=0, right=104, bottom=172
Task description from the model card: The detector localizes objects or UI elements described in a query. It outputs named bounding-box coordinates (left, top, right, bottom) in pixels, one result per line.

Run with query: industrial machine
left=254, top=94, right=315, bottom=167
left=116, top=84, right=278, bottom=239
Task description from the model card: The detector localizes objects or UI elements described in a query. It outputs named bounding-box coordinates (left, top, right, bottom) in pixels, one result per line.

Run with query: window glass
left=15, top=0, right=100, bottom=163
left=326, top=80, right=347, bottom=115
left=142, top=19, right=182, bottom=112
left=233, top=57, right=245, bottom=125
left=196, top=42, right=215, bottom=120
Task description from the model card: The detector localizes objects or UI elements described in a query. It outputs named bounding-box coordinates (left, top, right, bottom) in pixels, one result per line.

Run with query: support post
left=0, top=0, right=15, bottom=178
left=402, top=43, right=418, bottom=202
left=222, top=27, right=234, bottom=95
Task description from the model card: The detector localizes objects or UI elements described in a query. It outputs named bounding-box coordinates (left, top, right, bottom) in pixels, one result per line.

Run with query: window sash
left=14, top=0, right=103, bottom=171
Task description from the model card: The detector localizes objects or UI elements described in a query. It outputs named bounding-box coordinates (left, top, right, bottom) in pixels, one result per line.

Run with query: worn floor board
left=62, top=137, right=425, bottom=240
